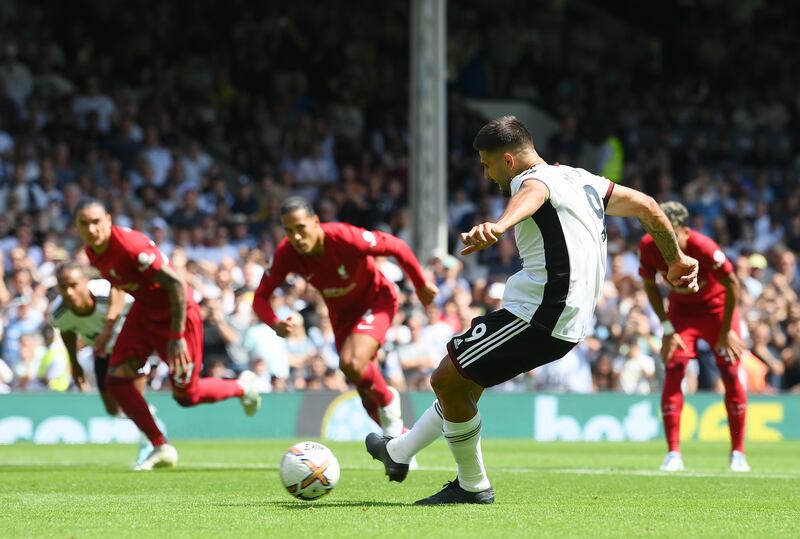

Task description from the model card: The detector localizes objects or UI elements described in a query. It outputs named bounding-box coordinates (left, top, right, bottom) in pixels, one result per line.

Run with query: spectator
left=2, top=296, right=44, bottom=368
left=393, top=313, right=436, bottom=391
left=0, top=1, right=798, bottom=397
left=249, top=358, right=273, bottom=393
left=71, top=76, right=116, bottom=133
left=615, top=339, right=657, bottom=395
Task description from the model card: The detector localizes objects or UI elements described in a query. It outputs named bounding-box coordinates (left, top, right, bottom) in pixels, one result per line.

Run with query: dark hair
left=55, top=262, right=87, bottom=282
left=280, top=196, right=315, bottom=216
left=472, top=115, right=534, bottom=152
left=72, top=197, right=108, bottom=221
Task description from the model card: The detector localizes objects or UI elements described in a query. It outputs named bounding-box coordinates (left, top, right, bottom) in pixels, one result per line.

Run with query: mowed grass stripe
left=1, top=440, right=798, bottom=539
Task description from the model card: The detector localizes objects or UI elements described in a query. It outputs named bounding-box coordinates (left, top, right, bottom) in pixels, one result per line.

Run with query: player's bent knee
left=338, top=353, right=364, bottom=380
left=107, top=360, right=139, bottom=379
left=338, top=354, right=356, bottom=370
left=172, top=386, right=199, bottom=407
left=430, top=357, right=461, bottom=395
left=173, top=393, right=196, bottom=407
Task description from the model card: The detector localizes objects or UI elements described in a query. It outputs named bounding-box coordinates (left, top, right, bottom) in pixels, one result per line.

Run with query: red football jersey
left=253, top=222, right=426, bottom=327
left=85, top=226, right=193, bottom=319
left=639, top=229, right=733, bottom=312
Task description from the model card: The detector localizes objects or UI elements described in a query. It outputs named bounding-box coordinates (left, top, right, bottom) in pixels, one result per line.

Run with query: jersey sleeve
left=117, top=228, right=167, bottom=281
left=582, top=170, right=615, bottom=209
left=87, top=279, right=112, bottom=299
left=510, top=170, right=557, bottom=205
left=252, top=241, right=294, bottom=327
left=337, top=224, right=427, bottom=289
left=638, top=237, right=658, bottom=279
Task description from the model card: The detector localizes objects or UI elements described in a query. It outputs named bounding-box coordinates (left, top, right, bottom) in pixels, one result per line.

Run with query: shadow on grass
left=217, top=500, right=410, bottom=509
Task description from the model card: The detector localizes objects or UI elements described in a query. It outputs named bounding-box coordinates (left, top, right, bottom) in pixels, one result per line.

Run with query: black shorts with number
left=446, top=309, right=576, bottom=388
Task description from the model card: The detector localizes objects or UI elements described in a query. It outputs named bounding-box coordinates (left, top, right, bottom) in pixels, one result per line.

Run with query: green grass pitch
left=2, top=440, right=798, bottom=538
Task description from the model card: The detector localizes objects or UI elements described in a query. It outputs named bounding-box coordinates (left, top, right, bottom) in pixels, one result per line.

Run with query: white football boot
left=134, top=443, right=178, bottom=471
left=378, top=387, right=404, bottom=438
left=237, top=370, right=262, bottom=416
left=730, top=451, right=751, bottom=472
left=660, top=451, right=685, bottom=472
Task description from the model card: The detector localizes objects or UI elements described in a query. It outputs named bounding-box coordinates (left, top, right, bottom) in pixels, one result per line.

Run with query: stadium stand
left=0, top=0, right=798, bottom=396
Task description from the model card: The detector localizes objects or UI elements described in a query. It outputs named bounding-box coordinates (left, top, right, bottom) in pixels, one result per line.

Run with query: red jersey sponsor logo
left=322, top=283, right=357, bottom=298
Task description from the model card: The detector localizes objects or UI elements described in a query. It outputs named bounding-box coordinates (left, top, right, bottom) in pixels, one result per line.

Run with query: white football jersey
left=502, top=163, right=613, bottom=342
left=49, top=279, right=132, bottom=354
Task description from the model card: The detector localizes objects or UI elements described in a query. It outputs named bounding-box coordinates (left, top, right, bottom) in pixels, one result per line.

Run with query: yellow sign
left=679, top=402, right=784, bottom=442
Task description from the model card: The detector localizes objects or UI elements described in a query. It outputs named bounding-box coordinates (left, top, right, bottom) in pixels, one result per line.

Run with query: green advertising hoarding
left=0, top=391, right=796, bottom=444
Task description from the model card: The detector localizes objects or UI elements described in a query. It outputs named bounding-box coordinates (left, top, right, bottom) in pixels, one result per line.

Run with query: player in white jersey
left=366, top=115, right=699, bottom=504
left=49, top=263, right=163, bottom=465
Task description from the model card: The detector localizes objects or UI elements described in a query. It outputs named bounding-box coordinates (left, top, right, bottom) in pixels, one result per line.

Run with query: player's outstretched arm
left=716, top=273, right=745, bottom=362
left=252, top=248, right=295, bottom=336
left=61, top=330, right=88, bottom=391
left=93, top=286, right=126, bottom=356
left=606, top=184, right=698, bottom=291
left=152, top=265, right=190, bottom=372
left=461, top=179, right=549, bottom=256
left=353, top=227, right=438, bottom=305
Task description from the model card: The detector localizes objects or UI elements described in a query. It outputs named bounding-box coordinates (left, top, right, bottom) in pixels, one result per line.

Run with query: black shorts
left=94, top=355, right=109, bottom=391
left=446, top=309, right=576, bottom=387
left=94, top=354, right=149, bottom=390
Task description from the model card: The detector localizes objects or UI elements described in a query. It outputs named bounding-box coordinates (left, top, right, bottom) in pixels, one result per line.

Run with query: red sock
left=719, top=362, right=747, bottom=452
left=354, top=361, right=393, bottom=408
left=661, top=361, right=686, bottom=453
left=174, top=377, right=244, bottom=407
left=106, top=376, right=167, bottom=446
left=357, top=388, right=380, bottom=424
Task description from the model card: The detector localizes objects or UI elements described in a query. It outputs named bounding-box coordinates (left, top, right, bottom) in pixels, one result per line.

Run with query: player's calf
left=430, top=356, right=482, bottom=423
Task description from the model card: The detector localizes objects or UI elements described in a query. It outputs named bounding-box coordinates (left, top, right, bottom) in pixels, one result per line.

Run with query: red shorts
left=110, top=301, right=203, bottom=389
left=330, top=287, right=398, bottom=352
left=669, top=307, right=741, bottom=366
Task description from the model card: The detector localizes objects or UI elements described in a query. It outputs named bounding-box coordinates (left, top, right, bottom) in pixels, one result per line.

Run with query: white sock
left=387, top=400, right=444, bottom=464
left=444, top=412, right=490, bottom=492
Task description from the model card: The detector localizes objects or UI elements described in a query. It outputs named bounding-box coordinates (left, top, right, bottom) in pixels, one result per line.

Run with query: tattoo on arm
left=153, top=266, right=187, bottom=334
left=640, top=214, right=680, bottom=264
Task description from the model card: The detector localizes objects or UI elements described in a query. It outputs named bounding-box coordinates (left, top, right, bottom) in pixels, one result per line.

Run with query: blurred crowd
left=1, top=1, right=799, bottom=396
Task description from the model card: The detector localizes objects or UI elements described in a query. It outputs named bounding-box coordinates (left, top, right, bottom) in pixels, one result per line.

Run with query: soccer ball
left=279, top=441, right=340, bottom=500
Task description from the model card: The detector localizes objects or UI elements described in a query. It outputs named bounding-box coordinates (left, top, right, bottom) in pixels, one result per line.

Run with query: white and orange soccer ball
left=279, top=441, right=340, bottom=500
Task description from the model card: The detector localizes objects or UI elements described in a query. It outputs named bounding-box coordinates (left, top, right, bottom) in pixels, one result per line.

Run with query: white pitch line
left=4, top=462, right=798, bottom=480
left=544, top=467, right=800, bottom=480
